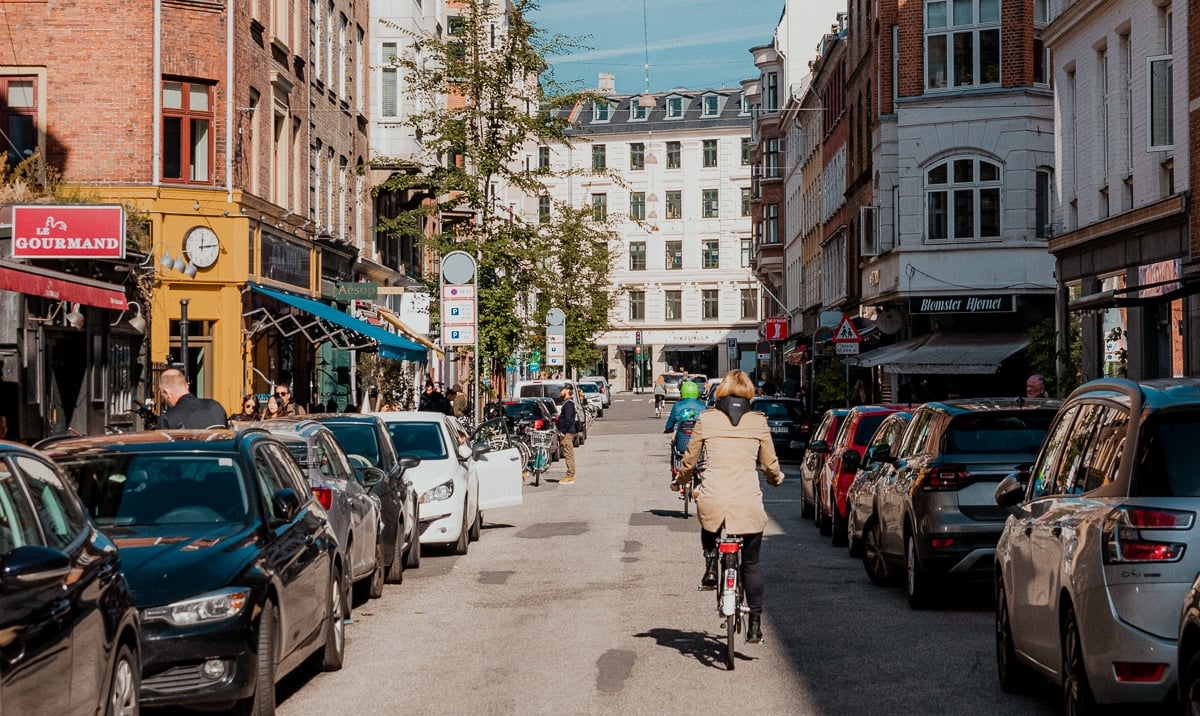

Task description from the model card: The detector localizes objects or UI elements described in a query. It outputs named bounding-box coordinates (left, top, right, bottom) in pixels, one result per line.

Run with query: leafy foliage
left=1025, top=315, right=1083, bottom=397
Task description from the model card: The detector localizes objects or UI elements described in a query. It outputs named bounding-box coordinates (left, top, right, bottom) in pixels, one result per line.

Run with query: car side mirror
left=272, top=487, right=302, bottom=521
left=1, top=545, right=71, bottom=587
left=398, top=456, right=421, bottom=472
left=472, top=442, right=490, bottom=460
left=357, top=466, right=387, bottom=487
left=994, top=475, right=1028, bottom=516
left=841, top=449, right=861, bottom=473
left=457, top=443, right=474, bottom=460
left=866, top=444, right=891, bottom=465
left=809, top=439, right=829, bottom=454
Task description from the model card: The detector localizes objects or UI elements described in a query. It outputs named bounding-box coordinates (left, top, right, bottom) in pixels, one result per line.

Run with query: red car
left=816, top=404, right=910, bottom=547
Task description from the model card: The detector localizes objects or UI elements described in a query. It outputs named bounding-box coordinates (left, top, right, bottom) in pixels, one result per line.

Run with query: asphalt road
left=272, top=393, right=1061, bottom=716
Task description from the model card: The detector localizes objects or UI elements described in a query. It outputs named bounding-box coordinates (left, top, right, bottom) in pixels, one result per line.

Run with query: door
left=0, top=461, right=73, bottom=715
left=318, top=433, right=373, bottom=579
left=470, top=418, right=523, bottom=510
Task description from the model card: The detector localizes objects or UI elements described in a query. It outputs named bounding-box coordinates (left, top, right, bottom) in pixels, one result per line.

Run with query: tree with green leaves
left=375, top=0, right=616, bottom=388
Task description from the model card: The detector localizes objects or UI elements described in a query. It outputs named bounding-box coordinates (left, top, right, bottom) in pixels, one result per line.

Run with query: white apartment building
left=529, top=77, right=760, bottom=390
left=1044, top=0, right=1195, bottom=380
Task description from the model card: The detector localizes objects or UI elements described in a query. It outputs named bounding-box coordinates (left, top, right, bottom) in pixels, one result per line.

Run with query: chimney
left=598, top=72, right=615, bottom=93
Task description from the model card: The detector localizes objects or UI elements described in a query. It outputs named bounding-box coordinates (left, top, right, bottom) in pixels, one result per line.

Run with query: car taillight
left=312, top=487, right=333, bottom=510
left=1113, top=662, right=1168, bottom=682
left=919, top=465, right=971, bottom=490
left=533, top=418, right=545, bottom=430
left=1102, top=506, right=1193, bottom=564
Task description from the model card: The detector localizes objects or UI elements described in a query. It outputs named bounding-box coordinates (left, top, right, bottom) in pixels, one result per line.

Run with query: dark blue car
left=43, top=429, right=345, bottom=713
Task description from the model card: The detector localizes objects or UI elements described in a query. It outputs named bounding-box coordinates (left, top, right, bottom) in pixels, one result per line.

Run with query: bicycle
left=528, top=428, right=555, bottom=486
left=713, top=534, right=746, bottom=670
left=655, top=396, right=664, bottom=419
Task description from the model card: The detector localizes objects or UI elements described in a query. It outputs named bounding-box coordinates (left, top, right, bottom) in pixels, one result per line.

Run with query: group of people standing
left=418, top=380, right=469, bottom=417
left=155, top=368, right=308, bottom=430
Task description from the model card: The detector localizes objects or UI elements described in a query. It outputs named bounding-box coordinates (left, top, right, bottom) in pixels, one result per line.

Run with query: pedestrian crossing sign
left=832, top=315, right=861, bottom=343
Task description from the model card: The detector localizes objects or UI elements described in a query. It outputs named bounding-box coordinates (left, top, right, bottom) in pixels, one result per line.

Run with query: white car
left=577, top=381, right=604, bottom=417
left=579, top=376, right=611, bottom=407
left=377, top=411, right=523, bottom=554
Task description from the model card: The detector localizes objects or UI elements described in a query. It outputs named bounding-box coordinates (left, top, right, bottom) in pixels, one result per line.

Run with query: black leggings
left=701, top=528, right=764, bottom=612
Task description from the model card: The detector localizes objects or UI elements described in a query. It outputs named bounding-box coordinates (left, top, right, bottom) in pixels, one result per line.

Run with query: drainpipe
left=226, top=0, right=235, bottom=202
left=152, top=0, right=162, bottom=186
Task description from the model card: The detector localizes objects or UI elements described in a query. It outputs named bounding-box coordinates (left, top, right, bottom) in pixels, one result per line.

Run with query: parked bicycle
left=527, top=428, right=556, bottom=486
left=713, top=534, right=746, bottom=670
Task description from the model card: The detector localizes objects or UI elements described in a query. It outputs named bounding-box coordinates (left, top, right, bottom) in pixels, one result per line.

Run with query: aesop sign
left=909, top=295, right=1014, bottom=314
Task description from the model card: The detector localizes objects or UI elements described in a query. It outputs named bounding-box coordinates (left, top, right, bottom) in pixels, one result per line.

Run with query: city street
left=274, top=394, right=1060, bottom=716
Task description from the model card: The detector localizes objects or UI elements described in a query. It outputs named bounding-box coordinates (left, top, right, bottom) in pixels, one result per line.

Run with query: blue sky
left=531, top=0, right=791, bottom=93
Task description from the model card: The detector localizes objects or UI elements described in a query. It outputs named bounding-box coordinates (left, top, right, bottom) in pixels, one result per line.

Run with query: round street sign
left=546, top=308, right=566, bottom=326
left=441, top=251, right=476, bottom=284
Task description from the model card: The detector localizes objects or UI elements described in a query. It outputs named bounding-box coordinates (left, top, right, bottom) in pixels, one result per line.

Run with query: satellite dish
left=876, top=309, right=902, bottom=335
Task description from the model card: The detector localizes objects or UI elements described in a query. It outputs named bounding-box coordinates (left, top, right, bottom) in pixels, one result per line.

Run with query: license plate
left=771, top=426, right=788, bottom=434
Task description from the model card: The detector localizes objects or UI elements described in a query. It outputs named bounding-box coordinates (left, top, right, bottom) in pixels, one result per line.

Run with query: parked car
left=873, top=398, right=1058, bottom=608
left=308, top=414, right=420, bottom=582
left=1177, top=572, right=1200, bottom=712
left=750, top=397, right=810, bottom=461
left=846, top=411, right=912, bottom=578
left=248, top=419, right=386, bottom=601
left=993, top=378, right=1200, bottom=711
left=702, top=378, right=723, bottom=407
left=578, top=381, right=604, bottom=417
left=502, top=399, right=561, bottom=462
left=798, top=408, right=849, bottom=520
left=378, top=412, right=523, bottom=554
left=44, top=429, right=345, bottom=713
left=0, top=441, right=141, bottom=716
left=660, top=373, right=687, bottom=401
left=816, top=405, right=908, bottom=546
left=579, top=376, right=611, bottom=408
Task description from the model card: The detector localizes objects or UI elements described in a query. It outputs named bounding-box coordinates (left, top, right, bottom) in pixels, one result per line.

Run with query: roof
left=920, top=398, right=1062, bottom=415
left=562, top=89, right=751, bottom=137
left=372, top=411, right=448, bottom=423
left=37, top=429, right=262, bottom=454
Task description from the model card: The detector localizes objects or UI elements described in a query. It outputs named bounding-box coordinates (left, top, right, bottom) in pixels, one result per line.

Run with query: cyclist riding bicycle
left=653, top=375, right=667, bottom=415
left=664, top=380, right=706, bottom=469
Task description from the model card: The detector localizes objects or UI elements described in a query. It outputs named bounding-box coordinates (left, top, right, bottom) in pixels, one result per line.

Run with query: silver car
left=995, top=378, right=1200, bottom=711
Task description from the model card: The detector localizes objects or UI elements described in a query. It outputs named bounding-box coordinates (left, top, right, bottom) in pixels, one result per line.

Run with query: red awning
left=0, top=260, right=128, bottom=310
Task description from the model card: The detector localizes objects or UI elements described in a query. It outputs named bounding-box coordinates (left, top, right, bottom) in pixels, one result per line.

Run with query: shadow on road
left=633, top=627, right=756, bottom=670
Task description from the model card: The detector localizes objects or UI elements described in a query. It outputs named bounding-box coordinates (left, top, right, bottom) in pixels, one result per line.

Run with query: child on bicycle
left=653, top=374, right=667, bottom=416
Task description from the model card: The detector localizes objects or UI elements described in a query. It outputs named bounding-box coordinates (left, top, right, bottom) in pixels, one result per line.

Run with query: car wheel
left=831, top=493, right=849, bottom=547
left=817, top=488, right=832, bottom=537
left=468, top=505, right=482, bottom=542
left=385, top=523, right=404, bottom=585
left=404, top=528, right=421, bottom=569
left=106, top=643, right=139, bottom=716
left=905, top=531, right=936, bottom=609
left=1180, top=647, right=1200, bottom=715
left=996, top=579, right=1030, bottom=693
left=234, top=602, right=277, bottom=716
left=453, top=508, right=469, bottom=555
left=319, top=564, right=347, bottom=671
left=1062, top=604, right=1097, bottom=716
left=799, top=479, right=813, bottom=520
left=366, top=536, right=385, bottom=599
left=862, top=519, right=891, bottom=586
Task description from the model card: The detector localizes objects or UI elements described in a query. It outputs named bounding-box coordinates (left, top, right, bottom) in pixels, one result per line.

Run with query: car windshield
left=753, top=400, right=804, bottom=420
left=579, top=383, right=599, bottom=394
left=504, top=403, right=541, bottom=420
left=1133, top=409, right=1200, bottom=497
left=386, top=421, right=448, bottom=460
left=663, top=375, right=682, bottom=386
left=325, top=423, right=382, bottom=467
left=60, top=454, right=251, bottom=526
left=944, top=413, right=1054, bottom=455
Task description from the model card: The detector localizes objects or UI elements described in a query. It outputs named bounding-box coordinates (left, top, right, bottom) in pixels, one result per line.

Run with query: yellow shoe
left=559, top=476, right=575, bottom=484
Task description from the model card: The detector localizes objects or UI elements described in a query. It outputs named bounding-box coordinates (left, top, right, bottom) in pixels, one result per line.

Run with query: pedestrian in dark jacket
left=418, top=380, right=447, bottom=412
left=158, top=369, right=228, bottom=429
left=229, top=394, right=260, bottom=422
left=274, top=385, right=306, bottom=415
left=555, top=384, right=577, bottom=484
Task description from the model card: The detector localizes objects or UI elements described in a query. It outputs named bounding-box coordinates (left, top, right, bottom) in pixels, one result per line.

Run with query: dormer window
left=702, top=94, right=719, bottom=117
left=666, top=96, right=684, bottom=118
left=593, top=101, right=611, bottom=122
left=630, top=98, right=649, bottom=120
left=739, top=93, right=750, bottom=114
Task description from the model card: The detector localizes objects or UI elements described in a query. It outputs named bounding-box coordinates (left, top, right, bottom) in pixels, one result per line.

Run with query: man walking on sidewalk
left=555, top=384, right=577, bottom=484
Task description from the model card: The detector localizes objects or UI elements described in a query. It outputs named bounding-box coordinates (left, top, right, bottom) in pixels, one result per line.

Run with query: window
left=763, top=203, right=779, bottom=243
left=1098, top=47, right=1109, bottom=182
left=925, top=157, right=1001, bottom=241
left=629, top=191, right=645, bottom=221
left=666, top=141, right=681, bottom=169
left=924, top=0, right=1001, bottom=90
left=741, top=187, right=752, bottom=216
left=741, top=137, right=752, bottom=165
left=591, top=144, right=606, bottom=171
left=702, top=95, right=719, bottom=116
left=380, top=43, right=399, bottom=117
left=1148, top=54, right=1174, bottom=150
left=15, top=456, right=85, bottom=551
left=702, top=289, right=719, bottom=319
left=665, top=290, right=682, bottom=320
left=630, top=142, right=644, bottom=170
left=538, top=145, right=550, bottom=170
left=665, top=190, right=682, bottom=219
left=0, top=76, right=37, bottom=167
left=667, top=96, right=683, bottom=118
left=593, top=101, right=610, bottom=122
left=630, top=98, right=648, bottom=120
left=1036, top=169, right=1052, bottom=238
left=591, top=193, right=607, bottom=221
left=702, top=239, right=719, bottom=269
left=629, top=290, right=645, bottom=320
left=538, top=195, right=550, bottom=224
left=764, top=138, right=780, bottom=178
left=629, top=241, right=646, bottom=270
left=163, top=80, right=213, bottom=183
left=665, top=240, right=682, bottom=270
left=702, top=139, right=718, bottom=167
left=740, top=288, right=758, bottom=319
left=763, top=72, right=778, bottom=111
left=702, top=189, right=719, bottom=218
left=741, top=238, right=753, bottom=267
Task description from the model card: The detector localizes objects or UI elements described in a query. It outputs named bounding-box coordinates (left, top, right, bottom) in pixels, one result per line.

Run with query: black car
left=43, top=429, right=345, bottom=713
left=308, top=414, right=420, bottom=581
left=502, top=399, right=561, bottom=462
left=750, top=397, right=811, bottom=461
left=0, top=441, right=141, bottom=716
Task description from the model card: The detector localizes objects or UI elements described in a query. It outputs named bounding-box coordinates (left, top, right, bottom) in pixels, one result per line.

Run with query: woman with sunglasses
left=229, top=394, right=260, bottom=422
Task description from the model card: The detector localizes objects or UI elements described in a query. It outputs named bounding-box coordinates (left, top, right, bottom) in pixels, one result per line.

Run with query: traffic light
left=635, top=330, right=643, bottom=345
left=635, top=345, right=642, bottom=356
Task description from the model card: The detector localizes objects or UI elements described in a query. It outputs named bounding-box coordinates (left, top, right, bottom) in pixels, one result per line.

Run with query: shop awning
left=665, top=345, right=714, bottom=352
left=375, top=305, right=444, bottom=360
left=0, top=259, right=128, bottom=310
left=244, top=284, right=427, bottom=361
left=849, top=332, right=1029, bottom=375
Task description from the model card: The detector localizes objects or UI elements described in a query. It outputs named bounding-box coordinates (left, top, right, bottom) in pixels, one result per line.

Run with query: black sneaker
left=700, top=550, right=718, bottom=590
left=746, top=612, right=763, bottom=644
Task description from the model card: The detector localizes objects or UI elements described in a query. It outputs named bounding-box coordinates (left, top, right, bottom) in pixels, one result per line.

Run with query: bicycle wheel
left=516, top=440, right=532, bottom=472
left=682, top=481, right=691, bottom=518
left=532, top=447, right=547, bottom=486
left=723, top=553, right=737, bottom=670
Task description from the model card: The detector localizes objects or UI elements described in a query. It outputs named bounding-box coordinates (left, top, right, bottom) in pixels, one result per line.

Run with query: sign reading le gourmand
left=909, top=294, right=1014, bottom=314
left=12, top=205, right=126, bottom=259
